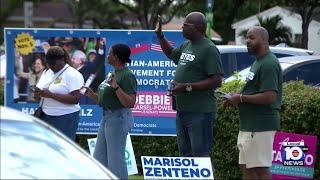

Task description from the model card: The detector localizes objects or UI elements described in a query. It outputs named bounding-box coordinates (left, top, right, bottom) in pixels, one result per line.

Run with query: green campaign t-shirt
left=238, top=52, right=283, bottom=132
left=170, top=38, right=223, bottom=112
left=98, top=67, right=137, bottom=109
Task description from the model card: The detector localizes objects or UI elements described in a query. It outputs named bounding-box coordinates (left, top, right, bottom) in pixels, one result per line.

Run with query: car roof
left=1, top=106, right=35, bottom=122
left=217, top=45, right=314, bottom=55
left=224, top=55, right=320, bottom=83
left=278, top=55, right=320, bottom=64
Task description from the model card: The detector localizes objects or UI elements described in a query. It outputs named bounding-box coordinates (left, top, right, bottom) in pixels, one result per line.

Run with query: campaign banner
left=4, top=28, right=185, bottom=135
left=141, top=156, right=214, bottom=179
left=271, top=132, right=318, bottom=179
left=87, top=135, right=138, bottom=175
left=133, top=91, right=175, bottom=117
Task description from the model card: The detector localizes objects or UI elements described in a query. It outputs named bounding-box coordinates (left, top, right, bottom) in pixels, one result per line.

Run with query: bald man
left=225, top=26, right=283, bottom=179
left=155, top=11, right=224, bottom=159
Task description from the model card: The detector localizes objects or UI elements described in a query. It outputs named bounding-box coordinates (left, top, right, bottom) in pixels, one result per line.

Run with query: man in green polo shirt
left=225, top=26, right=283, bottom=179
left=155, top=11, right=224, bottom=159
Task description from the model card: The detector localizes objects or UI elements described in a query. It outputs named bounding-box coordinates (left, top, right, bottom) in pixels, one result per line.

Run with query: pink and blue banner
left=132, top=91, right=175, bottom=117
left=271, top=132, right=318, bottom=179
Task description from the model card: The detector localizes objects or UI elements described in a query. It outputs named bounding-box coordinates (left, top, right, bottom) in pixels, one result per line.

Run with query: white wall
left=308, top=21, right=320, bottom=55
left=235, top=10, right=301, bottom=44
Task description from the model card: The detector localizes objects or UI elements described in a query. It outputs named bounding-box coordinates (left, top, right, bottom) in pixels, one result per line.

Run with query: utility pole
left=24, top=1, right=33, bottom=28
left=206, top=0, right=214, bottom=39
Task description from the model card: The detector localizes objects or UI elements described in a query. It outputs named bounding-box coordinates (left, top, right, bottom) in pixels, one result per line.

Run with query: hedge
left=212, top=80, right=320, bottom=179
left=1, top=79, right=318, bottom=179
left=129, top=80, right=319, bottom=179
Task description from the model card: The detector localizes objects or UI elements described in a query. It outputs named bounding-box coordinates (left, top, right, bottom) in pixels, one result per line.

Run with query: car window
left=218, top=46, right=313, bottom=81
left=236, top=52, right=255, bottom=72
left=284, top=62, right=320, bottom=86
left=220, top=52, right=254, bottom=78
left=221, top=54, right=235, bottom=78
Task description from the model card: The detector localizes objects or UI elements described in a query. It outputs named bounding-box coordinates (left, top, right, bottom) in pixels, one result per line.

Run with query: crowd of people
left=14, top=37, right=105, bottom=104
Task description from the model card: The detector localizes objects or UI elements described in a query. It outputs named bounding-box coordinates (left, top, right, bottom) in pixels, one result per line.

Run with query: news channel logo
left=283, top=141, right=308, bottom=166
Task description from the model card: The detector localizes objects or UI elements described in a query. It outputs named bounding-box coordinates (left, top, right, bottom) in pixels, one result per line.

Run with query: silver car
left=0, top=106, right=118, bottom=179
left=217, top=45, right=314, bottom=78
left=224, top=55, right=320, bottom=86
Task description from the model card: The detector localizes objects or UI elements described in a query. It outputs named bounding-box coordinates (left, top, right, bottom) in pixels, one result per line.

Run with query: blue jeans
left=93, top=108, right=133, bottom=180
left=42, top=111, right=80, bottom=141
left=176, top=111, right=216, bottom=156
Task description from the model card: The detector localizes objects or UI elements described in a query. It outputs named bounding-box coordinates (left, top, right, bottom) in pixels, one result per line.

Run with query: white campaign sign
left=87, top=134, right=138, bottom=175
left=141, top=156, right=214, bottom=179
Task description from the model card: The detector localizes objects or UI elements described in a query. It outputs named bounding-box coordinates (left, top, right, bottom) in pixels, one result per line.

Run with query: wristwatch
left=186, top=83, right=192, bottom=92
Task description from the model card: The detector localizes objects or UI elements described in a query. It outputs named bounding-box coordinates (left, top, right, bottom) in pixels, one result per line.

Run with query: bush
left=75, top=80, right=320, bottom=179
left=214, top=80, right=320, bottom=179
left=213, top=78, right=244, bottom=179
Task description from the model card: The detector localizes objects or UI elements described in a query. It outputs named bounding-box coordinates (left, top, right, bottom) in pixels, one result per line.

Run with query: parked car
left=224, top=55, right=320, bottom=86
left=0, top=106, right=118, bottom=179
left=217, top=45, right=314, bottom=78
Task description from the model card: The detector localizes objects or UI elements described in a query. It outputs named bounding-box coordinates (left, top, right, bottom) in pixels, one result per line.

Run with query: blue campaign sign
left=4, top=28, right=185, bottom=136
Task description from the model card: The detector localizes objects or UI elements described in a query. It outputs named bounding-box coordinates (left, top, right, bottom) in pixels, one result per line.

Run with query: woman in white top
left=35, top=46, right=84, bottom=140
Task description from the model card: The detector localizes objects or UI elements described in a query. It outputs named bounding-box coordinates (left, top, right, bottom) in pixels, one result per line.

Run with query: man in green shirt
left=225, top=26, right=283, bottom=179
left=155, top=12, right=223, bottom=158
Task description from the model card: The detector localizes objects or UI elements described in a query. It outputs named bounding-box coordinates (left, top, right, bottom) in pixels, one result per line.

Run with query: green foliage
left=131, top=136, right=179, bottom=171
left=213, top=79, right=244, bottom=179
left=75, top=80, right=319, bottom=179
left=213, top=80, right=320, bottom=179
left=238, top=15, right=292, bottom=46
left=258, top=15, right=292, bottom=45
left=56, top=0, right=129, bottom=29
left=75, top=134, right=96, bottom=152
left=112, top=0, right=192, bottom=29
left=0, top=0, right=41, bottom=44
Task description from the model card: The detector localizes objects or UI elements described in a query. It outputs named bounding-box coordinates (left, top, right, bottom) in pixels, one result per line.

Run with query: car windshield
left=1, top=119, right=111, bottom=179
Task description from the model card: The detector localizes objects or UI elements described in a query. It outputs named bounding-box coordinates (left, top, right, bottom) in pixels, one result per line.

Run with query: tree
left=175, top=0, right=282, bottom=44
left=0, top=0, right=40, bottom=44
left=238, top=15, right=292, bottom=46
left=213, top=0, right=246, bottom=44
left=85, top=0, right=129, bottom=29
left=284, top=0, right=320, bottom=49
left=55, top=0, right=129, bottom=29
left=111, top=0, right=192, bottom=29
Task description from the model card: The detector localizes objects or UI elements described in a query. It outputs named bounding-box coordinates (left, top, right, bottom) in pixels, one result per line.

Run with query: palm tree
left=239, top=15, right=292, bottom=46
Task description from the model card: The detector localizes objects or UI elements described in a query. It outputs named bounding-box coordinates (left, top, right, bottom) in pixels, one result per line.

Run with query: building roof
left=8, top=2, right=73, bottom=23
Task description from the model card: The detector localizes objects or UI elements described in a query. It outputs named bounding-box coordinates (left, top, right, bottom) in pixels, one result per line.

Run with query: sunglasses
left=183, top=22, right=196, bottom=26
